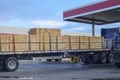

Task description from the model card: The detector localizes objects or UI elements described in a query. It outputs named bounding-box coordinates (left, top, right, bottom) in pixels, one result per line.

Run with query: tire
left=55, top=59, right=62, bottom=62
left=115, top=62, right=120, bottom=68
left=108, top=54, right=114, bottom=63
left=4, top=57, right=19, bottom=72
left=101, top=54, right=107, bottom=64
left=80, top=56, right=89, bottom=64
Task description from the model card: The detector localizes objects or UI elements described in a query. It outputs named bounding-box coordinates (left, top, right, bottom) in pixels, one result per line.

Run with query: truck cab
left=101, top=27, right=120, bottom=50
left=102, top=27, right=120, bottom=68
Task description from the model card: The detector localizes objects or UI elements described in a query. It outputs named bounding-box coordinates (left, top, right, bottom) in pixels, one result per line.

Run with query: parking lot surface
left=0, top=59, right=120, bottom=80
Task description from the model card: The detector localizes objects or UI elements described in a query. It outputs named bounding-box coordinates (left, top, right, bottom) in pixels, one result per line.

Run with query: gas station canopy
left=63, top=0, right=120, bottom=25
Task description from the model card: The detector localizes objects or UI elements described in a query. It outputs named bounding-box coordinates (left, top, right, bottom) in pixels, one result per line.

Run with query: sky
left=0, top=0, right=120, bottom=36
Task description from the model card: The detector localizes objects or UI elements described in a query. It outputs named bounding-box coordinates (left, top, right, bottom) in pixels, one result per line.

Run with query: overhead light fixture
left=74, top=18, right=102, bottom=24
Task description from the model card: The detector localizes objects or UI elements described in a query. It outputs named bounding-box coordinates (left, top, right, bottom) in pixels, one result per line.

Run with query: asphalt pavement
left=0, top=59, right=120, bottom=80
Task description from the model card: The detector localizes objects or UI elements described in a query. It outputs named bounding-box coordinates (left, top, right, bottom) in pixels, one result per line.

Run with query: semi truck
left=0, top=0, right=120, bottom=72
left=68, top=27, right=120, bottom=67
left=0, top=27, right=120, bottom=72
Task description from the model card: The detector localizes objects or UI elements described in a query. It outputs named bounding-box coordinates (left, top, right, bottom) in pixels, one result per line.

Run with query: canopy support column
left=92, top=18, right=95, bottom=36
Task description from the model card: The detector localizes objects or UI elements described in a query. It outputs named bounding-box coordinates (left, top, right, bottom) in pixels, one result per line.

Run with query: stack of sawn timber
left=0, top=33, right=28, bottom=52
left=0, top=28, right=103, bottom=52
left=29, top=28, right=64, bottom=51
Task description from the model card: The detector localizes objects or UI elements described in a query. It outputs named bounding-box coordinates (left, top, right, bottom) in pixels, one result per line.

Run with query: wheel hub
left=8, top=60, right=17, bottom=70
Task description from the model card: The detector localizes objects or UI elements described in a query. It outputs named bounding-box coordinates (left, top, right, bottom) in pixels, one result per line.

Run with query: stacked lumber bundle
left=29, top=35, right=39, bottom=51
left=29, top=28, right=64, bottom=51
left=80, top=36, right=89, bottom=49
left=29, top=28, right=61, bottom=36
left=62, top=36, right=103, bottom=50
left=0, top=34, right=28, bottom=52
left=14, top=34, right=28, bottom=52
left=62, top=36, right=70, bottom=50
left=70, top=36, right=80, bottom=50
left=0, top=28, right=103, bottom=52
left=62, top=36, right=80, bottom=50
left=89, top=37, right=103, bottom=49
left=0, top=34, right=13, bottom=52
left=29, top=35, right=64, bottom=51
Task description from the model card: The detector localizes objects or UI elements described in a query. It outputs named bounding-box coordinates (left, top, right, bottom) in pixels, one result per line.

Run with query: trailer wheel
left=4, top=57, right=19, bottom=72
left=55, top=59, right=62, bottom=62
left=80, top=56, right=89, bottom=64
left=108, top=54, right=114, bottom=63
left=115, top=62, right=120, bottom=68
left=101, top=54, right=107, bottom=64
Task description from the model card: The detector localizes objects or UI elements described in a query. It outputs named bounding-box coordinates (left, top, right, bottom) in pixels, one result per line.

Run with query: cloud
left=73, top=27, right=85, bottom=31
left=0, top=18, right=68, bottom=29
left=63, top=27, right=85, bottom=31
left=62, top=31, right=92, bottom=36
left=61, top=26, right=93, bottom=35
left=32, top=20, right=67, bottom=28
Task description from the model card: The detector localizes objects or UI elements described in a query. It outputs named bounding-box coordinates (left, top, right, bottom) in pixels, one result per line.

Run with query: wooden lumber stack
left=63, top=36, right=70, bottom=50
left=0, top=28, right=103, bottom=52
left=51, top=36, right=64, bottom=51
left=0, top=34, right=29, bottom=52
left=80, top=36, right=89, bottom=49
left=57, top=36, right=65, bottom=50
left=29, top=28, right=61, bottom=36
left=89, top=37, right=103, bottom=49
left=14, top=34, right=28, bottom=52
left=0, top=34, right=13, bottom=52
left=29, top=28, right=61, bottom=51
left=29, top=35, right=65, bottom=51
left=70, top=36, right=80, bottom=50
left=62, top=36, right=103, bottom=50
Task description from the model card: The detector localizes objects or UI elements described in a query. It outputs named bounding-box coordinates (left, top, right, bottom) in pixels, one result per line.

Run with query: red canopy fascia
left=64, top=0, right=120, bottom=19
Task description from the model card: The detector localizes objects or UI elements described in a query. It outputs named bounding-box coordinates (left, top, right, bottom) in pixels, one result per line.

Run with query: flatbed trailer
left=0, top=44, right=119, bottom=72
left=0, top=48, right=110, bottom=72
